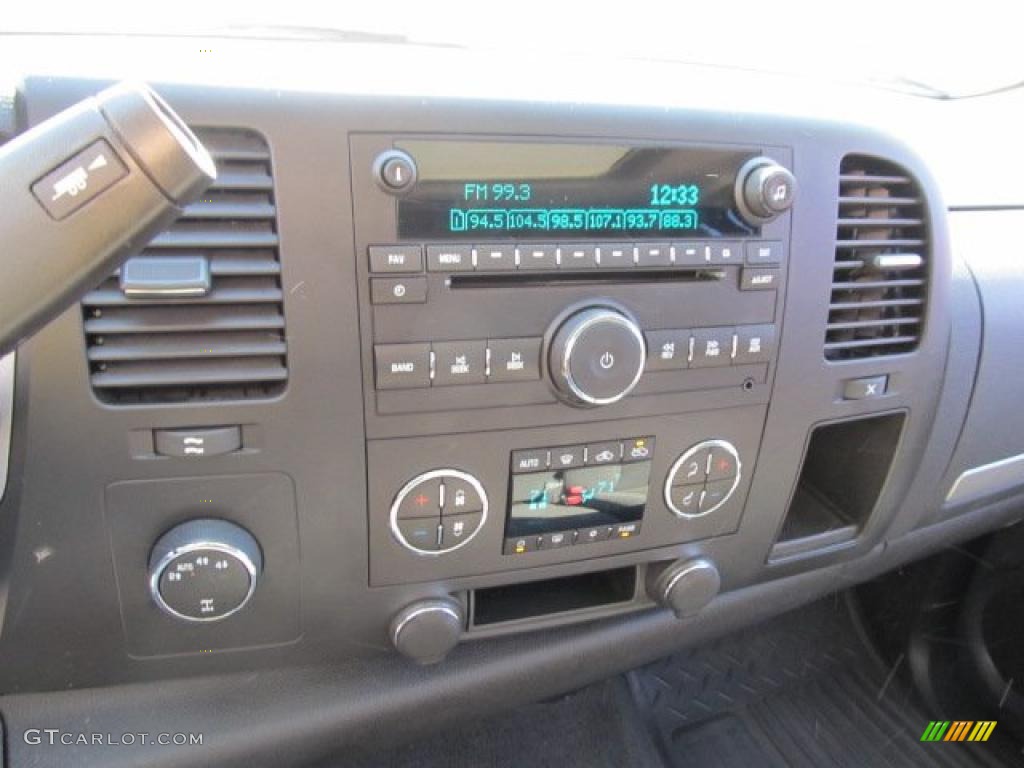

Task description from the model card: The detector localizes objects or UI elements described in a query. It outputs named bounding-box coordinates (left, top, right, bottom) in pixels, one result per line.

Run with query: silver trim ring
left=664, top=439, right=742, bottom=518
left=390, top=602, right=464, bottom=647
left=149, top=541, right=260, bottom=624
left=659, top=558, right=718, bottom=603
left=559, top=310, right=646, bottom=406
left=389, top=469, right=489, bottom=557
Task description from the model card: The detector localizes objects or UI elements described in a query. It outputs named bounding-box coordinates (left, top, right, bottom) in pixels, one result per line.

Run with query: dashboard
left=0, top=33, right=1023, bottom=768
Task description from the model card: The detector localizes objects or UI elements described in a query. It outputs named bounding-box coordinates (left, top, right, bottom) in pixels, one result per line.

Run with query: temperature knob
left=548, top=307, right=646, bottom=406
left=148, top=519, right=262, bottom=623
left=735, top=157, right=797, bottom=225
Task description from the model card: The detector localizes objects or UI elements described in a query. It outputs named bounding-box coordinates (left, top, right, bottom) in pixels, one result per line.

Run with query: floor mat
left=629, top=596, right=1020, bottom=768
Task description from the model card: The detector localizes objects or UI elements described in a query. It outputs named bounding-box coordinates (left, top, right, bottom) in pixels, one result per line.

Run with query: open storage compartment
left=770, top=412, right=905, bottom=560
left=470, top=567, right=637, bottom=628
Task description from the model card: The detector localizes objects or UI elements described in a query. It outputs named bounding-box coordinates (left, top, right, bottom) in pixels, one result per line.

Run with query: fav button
left=368, top=245, right=423, bottom=273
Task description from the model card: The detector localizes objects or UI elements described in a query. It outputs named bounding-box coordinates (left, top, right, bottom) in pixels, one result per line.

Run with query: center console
left=350, top=136, right=792, bottom=594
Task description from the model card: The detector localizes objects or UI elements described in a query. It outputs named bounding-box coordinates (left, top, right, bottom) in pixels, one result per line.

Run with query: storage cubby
left=771, top=412, right=905, bottom=560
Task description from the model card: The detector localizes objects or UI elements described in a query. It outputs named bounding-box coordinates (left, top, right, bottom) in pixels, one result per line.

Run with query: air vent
left=825, top=155, right=928, bottom=360
left=83, top=128, right=288, bottom=403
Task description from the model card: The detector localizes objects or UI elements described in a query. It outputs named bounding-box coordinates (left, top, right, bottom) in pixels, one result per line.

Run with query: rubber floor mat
left=629, top=596, right=1021, bottom=767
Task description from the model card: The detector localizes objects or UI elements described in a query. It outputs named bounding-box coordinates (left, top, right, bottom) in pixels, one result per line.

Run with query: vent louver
left=83, top=128, right=288, bottom=403
left=825, top=155, right=928, bottom=360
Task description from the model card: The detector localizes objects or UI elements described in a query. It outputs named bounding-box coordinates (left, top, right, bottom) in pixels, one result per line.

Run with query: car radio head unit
left=394, top=140, right=761, bottom=239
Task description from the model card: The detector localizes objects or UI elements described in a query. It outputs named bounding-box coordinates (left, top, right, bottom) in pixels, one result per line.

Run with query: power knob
left=548, top=307, right=646, bottom=406
left=148, top=518, right=262, bottom=623
left=649, top=558, right=720, bottom=619
left=390, top=598, right=465, bottom=665
left=735, top=157, right=797, bottom=225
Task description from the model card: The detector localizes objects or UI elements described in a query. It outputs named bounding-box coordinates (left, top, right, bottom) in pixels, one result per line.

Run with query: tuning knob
left=390, top=598, right=465, bottom=664
left=649, top=558, right=720, bottom=619
left=148, top=519, right=262, bottom=623
left=548, top=307, right=646, bottom=406
left=735, top=157, right=797, bottom=225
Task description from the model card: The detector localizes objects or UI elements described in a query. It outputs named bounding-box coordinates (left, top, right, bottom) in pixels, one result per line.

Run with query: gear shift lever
left=0, top=81, right=216, bottom=355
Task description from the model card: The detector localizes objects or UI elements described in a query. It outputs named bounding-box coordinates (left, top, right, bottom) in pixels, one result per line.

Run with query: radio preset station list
left=395, top=140, right=759, bottom=240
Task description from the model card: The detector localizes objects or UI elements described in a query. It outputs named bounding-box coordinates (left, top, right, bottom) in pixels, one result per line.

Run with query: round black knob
left=148, top=519, right=262, bottom=623
left=374, top=149, right=417, bottom=194
left=549, top=307, right=645, bottom=406
left=390, top=598, right=465, bottom=665
left=650, top=558, right=720, bottom=619
left=735, top=157, right=797, bottom=224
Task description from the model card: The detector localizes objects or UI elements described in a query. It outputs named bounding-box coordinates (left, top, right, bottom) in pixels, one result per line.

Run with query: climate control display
left=505, top=437, right=653, bottom=554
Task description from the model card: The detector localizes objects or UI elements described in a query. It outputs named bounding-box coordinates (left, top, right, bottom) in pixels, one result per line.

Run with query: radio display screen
left=507, top=462, right=650, bottom=538
left=395, top=140, right=758, bottom=239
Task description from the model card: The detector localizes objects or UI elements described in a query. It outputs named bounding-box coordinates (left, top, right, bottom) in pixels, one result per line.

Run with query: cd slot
left=449, top=268, right=727, bottom=289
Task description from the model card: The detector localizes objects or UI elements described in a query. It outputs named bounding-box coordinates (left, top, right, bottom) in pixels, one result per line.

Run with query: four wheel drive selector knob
left=549, top=307, right=646, bottom=406
left=148, top=518, right=262, bottom=623
left=735, top=157, right=797, bottom=226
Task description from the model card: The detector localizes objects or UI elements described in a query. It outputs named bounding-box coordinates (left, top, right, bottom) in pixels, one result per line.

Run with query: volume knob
left=548, top=307, right=646, bottom=406
left=735, top=157, right=797, bottom=225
